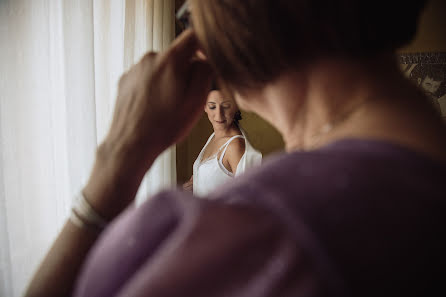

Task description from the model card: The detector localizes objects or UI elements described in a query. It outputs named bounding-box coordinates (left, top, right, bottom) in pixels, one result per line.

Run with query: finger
left=174, top=61, right=213, bottom=143
left=195, top=49, right=207, bottom=61
left=138, top=51, right=158, bottom=72
left=165, top=29, right=200, bottom=64
left=139, top=51, right=158, bottom=64
left=184, top=60, right=213, bottom=111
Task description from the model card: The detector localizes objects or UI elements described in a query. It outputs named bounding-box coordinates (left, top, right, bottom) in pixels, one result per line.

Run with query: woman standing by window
left=183, top=87, right=262, bottom=196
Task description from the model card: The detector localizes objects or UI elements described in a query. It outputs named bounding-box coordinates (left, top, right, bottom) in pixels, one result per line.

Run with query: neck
left=242, top=54, right=413, bottom=151
left=213, top=123, right=240, bottom=139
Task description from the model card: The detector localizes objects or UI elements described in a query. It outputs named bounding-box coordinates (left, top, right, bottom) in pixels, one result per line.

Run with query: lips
left=215, top=120, right=226, bottom=124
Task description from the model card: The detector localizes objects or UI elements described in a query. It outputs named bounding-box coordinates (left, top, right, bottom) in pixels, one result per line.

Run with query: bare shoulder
left=224, top=138, right=245, bottom=163
left=226, top=137, right=245, bottom=159
left=219, top=137, right=244, bottom=173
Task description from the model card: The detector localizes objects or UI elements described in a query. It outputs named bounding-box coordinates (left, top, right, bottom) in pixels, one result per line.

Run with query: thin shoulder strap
left=218, top=135, right=244, bottom=163
left=204, top=133, right=215, bottom=149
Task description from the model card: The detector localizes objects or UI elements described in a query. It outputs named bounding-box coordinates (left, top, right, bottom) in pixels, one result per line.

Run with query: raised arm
left=24, top=30, right=212, bottom=297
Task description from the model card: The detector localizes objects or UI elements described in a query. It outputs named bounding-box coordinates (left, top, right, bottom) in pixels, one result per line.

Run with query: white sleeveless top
left=193, top=131, right=262, bottom=197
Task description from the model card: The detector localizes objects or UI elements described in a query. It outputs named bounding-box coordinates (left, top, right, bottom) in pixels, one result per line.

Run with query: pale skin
left=24, top=32, right=446, bottom=296
left=182, top=90, right=245, bottom=192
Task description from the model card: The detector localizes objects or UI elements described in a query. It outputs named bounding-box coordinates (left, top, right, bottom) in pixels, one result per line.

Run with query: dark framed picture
left=399, top=52, right=446, bottom=121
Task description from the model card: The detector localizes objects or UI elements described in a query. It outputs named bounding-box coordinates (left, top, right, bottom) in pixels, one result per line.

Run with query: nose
left=215, top=107, right=225, bottom=121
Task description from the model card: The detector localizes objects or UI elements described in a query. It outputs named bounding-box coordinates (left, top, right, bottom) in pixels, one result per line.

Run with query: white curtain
left=0, top=1, right=176, bottom=296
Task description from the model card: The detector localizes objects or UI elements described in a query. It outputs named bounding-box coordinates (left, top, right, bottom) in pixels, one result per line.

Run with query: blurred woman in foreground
left=25, top=0, right=446, bottom=296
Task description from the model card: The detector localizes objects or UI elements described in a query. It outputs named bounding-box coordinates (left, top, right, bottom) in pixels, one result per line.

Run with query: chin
left=213, top=124, right=228, bottom=131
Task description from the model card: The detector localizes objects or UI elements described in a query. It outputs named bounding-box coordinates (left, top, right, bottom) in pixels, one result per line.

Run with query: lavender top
left=74, top=139, right=446, bottom=297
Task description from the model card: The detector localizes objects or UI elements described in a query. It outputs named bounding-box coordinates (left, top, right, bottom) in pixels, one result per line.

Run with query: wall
left=176, top=0, right=446, bottom=184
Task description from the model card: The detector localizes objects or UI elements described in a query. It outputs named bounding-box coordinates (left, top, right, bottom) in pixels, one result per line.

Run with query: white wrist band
left=69, top=192, right=108, bottom=231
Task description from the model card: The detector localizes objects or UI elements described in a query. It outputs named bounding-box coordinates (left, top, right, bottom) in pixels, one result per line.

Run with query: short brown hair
left=191, top=0, right=427, bottom=90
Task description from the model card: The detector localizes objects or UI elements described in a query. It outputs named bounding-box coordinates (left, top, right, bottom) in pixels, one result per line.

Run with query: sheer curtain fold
left=123, top=0, right=177, bottom=204
left=0, top=1, right=176, bottom=296
left=0, top=3, right=77, bottom=296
